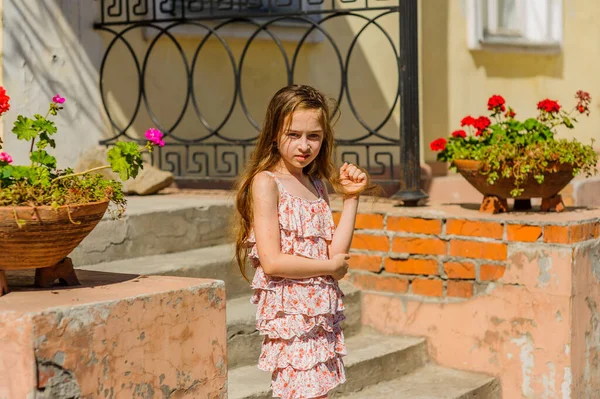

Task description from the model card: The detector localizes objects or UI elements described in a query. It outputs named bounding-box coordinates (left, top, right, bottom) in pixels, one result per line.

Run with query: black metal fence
left=94, top=0, right=426, bottom=204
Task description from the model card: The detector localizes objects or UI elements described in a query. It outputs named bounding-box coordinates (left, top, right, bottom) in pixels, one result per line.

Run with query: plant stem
left=29, top=108, right=54, bottom=167
left=52, top=165, right=111, bottom=183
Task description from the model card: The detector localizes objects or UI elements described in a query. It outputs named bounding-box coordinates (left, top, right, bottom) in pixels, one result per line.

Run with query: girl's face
left=276, top=108, right=324, bottom=174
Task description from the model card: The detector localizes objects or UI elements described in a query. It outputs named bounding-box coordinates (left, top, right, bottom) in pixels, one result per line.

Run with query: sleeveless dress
left=246, top=171, right=347, bottom=399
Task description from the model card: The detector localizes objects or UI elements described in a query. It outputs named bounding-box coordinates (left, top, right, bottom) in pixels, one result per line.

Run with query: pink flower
left=0, top=152, right=13, bottom=164
left=52, top=94, right=66, bottom=104
left=145, top=128, right=165, bottom=147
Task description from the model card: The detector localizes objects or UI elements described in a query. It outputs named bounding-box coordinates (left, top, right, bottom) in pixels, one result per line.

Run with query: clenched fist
left=338, top=162, right=367, bottom=197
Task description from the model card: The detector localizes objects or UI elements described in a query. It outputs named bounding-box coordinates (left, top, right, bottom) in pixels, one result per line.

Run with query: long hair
left=232, top=84, right=377, bottom=280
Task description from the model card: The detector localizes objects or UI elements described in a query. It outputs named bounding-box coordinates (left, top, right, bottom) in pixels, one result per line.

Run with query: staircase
left=76, top=195, right=501, bottom=398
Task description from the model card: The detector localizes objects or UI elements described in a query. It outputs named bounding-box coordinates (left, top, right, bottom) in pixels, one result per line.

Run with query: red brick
left=332, top=212, right=341, bottom=226
left=446, top=219, right=504, bottom=240
left=351, top=234, right=389, bottom=252
left=387, top=217, right=442, bottom=235
left=443, top=261, right=476, bottom=279
left=543, top=225, right=570, bottom=244
left=350, top=273, right=409, bottom=294
left=449, top=240, right=507, bottom=261
left=447, top=281, right=474, bottom=298
left=411, top=278, right=443, bottom=297
left=348, top=254, right=383, bottom=272
left=480, top=264, right=506, bottom=281
left=570, top=223, right=598, bottom=243
left=392, top=237, right=446, bottom=255
left=355, top=213, right=385, bottom=230
left=384, top=258, right=439, bottom=275
left=507, top=224, right=542, bottom=242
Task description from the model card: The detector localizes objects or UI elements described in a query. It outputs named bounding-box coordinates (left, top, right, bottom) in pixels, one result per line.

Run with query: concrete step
left=339, top=364, right=500, bottom=399
left=70, top=195, right=234, bottom=266
left=79, top=243, right=253, bottom=299
left=228, top=330, right=428, bottom=399
left=226, top=281, right=362, bottom=369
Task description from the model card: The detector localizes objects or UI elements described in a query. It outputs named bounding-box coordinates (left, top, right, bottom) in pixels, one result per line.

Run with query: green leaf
left=37, top=132, right=56, bottom=150
left=562, top=116, right=574, bottom=129
left=33, top=115, right=58, bottom=136
left=523, top=118, right=539, bottom=131
left=30, top=150, right=57, bottom=169
left=12, top=116, right=37, bottom=141
left=107, top=142, right=143, bottom=181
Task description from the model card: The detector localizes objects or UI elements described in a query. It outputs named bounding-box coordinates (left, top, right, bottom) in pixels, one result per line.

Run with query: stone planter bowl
left=0, top=200, right=108, bottom=270
left=453, top=159, right=576, bottom=200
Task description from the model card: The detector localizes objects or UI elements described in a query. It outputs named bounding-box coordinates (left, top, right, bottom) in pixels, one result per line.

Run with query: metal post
left=392, top=0, right=428, bottom=206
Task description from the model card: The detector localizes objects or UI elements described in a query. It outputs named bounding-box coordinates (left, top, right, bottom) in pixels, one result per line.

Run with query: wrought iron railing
left=94, top=0, right=427, bottom=204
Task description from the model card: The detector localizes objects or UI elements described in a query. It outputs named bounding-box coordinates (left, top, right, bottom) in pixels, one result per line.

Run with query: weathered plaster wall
left=1, top=0, right=108, bottom=167
left=0, top=273, right=227, bottom=398
left=571, top=240, right=600, bottom=397
left=333, top=199, right=600, bottom=398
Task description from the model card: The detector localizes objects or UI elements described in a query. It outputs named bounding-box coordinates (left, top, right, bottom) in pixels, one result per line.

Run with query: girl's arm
left=252, top=172, right=345, bottom=279
left=323, top=184, right=359, bottom=258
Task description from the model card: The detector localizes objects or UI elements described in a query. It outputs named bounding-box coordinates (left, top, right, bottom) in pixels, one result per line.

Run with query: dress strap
left=263, top=171, right=285, bottom=192
left=309, top=176, right=324, bottom=198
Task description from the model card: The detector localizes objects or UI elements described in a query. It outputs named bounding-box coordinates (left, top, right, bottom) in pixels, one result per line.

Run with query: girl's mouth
left=295, top=155, right=309, bottom=161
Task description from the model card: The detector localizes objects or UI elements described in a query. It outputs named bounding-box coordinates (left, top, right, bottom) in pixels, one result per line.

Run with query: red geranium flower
left=0, top=87, right=10, bottom=116
left=537, top=99, right=561, bottom=113
left=473, top=116, right=491, bottom=135
left=430, top=138, right=447, bottom=151
left=452, top=130, right=467, bottom=138
left=487, top=95, right=506, bottom=112
left=460, top=116, right=476, bottom=127
left=505, top=108, right=516, bottom=118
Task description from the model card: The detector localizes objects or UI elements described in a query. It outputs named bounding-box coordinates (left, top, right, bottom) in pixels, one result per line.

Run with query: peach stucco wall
left=0, top=272, right=227, bottom=398
left=343, top=200, right=600, bottom=398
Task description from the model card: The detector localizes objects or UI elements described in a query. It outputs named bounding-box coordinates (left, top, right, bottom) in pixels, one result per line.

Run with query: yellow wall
left=98, top=0, right=600, bottom=170
left=422, top=0, right=600, bottom=163
left=98, top=1, right=402, bottom=176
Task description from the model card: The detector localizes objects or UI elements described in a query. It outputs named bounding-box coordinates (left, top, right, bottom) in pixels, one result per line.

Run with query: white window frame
left=466, top=0, right=562, bottom=53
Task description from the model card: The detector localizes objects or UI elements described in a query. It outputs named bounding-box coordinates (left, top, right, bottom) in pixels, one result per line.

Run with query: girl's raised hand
left=338, top=162, right=367, bottom=197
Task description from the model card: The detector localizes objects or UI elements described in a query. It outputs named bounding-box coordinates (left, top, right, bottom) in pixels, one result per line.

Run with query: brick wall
left=333, top=209, right=600, bottom=300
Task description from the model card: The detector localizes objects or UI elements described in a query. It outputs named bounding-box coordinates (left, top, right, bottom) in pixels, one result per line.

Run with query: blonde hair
left=232, top=84, right=377, bottom=280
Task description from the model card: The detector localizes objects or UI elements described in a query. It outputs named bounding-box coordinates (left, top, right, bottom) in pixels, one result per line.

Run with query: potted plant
left=0, top=88, right=165, bottom=295
left=429, top=91, right=598, bottom=213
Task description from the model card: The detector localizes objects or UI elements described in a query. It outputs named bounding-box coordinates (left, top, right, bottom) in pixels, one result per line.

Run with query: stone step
left=226, top=281, right=362, bottom=369
left=78, top=243, right=252, bottom=299
left=70, top=195, right=234, bottom=266
left=227, top=330, right=428, bottom=399
left=339, top=364, right=500, bottom=399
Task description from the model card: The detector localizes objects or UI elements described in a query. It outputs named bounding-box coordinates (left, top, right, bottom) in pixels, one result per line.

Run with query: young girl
left=234, top=85, right=373, bottom=399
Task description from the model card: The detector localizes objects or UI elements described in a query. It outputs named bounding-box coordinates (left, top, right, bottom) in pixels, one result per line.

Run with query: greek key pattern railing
left=94, top=0, right=426, bottom=202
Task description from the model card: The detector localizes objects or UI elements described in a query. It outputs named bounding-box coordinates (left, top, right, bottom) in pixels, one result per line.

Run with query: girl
left=234, top=85, right=374, bottom=399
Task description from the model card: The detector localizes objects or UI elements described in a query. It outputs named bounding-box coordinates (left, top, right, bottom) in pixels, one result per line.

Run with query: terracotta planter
left=0, top=200, right=109, bottom=294
left=453, top=160, right=575, bottom=213
left=0, top=200, right=108, bottom=269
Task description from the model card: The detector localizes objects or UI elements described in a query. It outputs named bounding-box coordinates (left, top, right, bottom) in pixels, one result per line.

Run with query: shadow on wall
left=2, top=1, right=114, bottom=166
left=96, top=3, right=404, bottom=186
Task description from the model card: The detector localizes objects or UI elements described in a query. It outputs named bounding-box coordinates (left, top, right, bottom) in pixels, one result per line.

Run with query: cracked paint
left=0, top=276, right=227, bottom=398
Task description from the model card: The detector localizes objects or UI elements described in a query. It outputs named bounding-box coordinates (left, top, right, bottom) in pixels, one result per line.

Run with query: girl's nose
left=299, top=137, right=309, bottom=151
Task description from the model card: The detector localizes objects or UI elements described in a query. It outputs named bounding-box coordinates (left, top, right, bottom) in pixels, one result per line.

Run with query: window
left=466, top=0, right=562, bottom=53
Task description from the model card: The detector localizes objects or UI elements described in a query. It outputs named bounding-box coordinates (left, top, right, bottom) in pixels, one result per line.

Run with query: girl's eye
left=309, top=134, right=321, bottom=139
left=288, top=132, right=299, bottom=138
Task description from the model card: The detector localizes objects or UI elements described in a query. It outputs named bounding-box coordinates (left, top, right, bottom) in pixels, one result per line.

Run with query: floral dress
left=246, top=171, right=347, bottom=399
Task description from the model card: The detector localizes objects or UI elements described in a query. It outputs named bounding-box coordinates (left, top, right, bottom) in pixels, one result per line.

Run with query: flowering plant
left=0, top=87, right=165, bottom=215
left=430, top=91, right=598, bottom=197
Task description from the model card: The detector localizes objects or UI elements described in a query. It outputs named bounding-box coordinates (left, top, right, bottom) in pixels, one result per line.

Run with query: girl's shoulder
left=252, top=171, right=279, bottom=196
